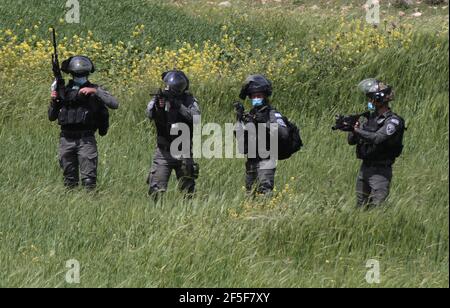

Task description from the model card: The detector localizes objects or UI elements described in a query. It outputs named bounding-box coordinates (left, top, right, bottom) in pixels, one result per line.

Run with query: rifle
left=151, top=88, right=179, bottom=112
left=51, top=27, right=65, bottom=100
left=152, top=88, right=179, bottom=101
left=233, top=102, right=254, bottom=123
left=332, top=112, right=370, bottom=132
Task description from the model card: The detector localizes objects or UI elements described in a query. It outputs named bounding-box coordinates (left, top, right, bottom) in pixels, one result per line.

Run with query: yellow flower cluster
left=310, top=18, right=414, bottom=63
left=0, top=24, right=303, bottom=97
left=140, top=41, right=225, bottom=84
left=0, top=18, right=421, bottom=99
left=228, top=177, right=297, bottom=219
left=132, top=24, right=145, bottom=38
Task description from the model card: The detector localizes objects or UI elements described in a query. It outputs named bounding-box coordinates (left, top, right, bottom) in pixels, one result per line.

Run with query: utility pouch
left=58, top=107, right=68, bottom=125
left=58, top=106, right=91, bottom=126
left=76, top=107, right=90, bottom=124
left=68, top=108, right=77, bottom=124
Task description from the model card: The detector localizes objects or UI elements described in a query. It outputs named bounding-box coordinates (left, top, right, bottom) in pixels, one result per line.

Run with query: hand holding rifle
left=332, top=112, right=369, bottom=132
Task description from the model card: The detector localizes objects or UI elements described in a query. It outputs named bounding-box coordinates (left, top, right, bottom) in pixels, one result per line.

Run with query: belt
left=363, top=161, right=393, bottom=168
left=61, top=131, right=95, bottom=139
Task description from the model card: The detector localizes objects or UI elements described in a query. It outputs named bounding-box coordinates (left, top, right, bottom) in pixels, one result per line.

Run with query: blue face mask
left=368, top=102, right=376, bottom=111
left=251, top=98, right=264, bottom=107
left=73, top=76, right=88, bottom=87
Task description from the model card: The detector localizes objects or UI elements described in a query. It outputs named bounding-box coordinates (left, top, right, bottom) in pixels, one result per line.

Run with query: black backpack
left=278, top=116, right=303, bottom=160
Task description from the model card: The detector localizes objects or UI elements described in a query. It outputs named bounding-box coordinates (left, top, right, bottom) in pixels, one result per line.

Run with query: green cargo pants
left=148, top=148, right=197, bottom=198
left=59, top=135, right=98, bottom=189
left=356, top=162, right=393, bottom=207
left=246, top=159, right=276, bottom=195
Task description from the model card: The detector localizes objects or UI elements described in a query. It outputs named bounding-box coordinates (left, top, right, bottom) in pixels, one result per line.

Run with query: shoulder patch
left=389, top=118, right=400, bottom=126
left=274, top=112, right=283, bottom=118
left=386, top=123, right=397, bottom=136
left=192, top=101, right=200, bottom=110
left=147, top=100, right=156, bottom=110
left=277, top=118, right=287, bottom=127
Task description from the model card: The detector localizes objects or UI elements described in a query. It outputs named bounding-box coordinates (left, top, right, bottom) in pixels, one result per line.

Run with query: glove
left=234, top=102, right=245, bottom=121
left=153, top=95, right=166, bottom=111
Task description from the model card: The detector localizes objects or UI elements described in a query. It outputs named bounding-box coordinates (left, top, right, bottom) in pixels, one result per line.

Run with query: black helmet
left=61, top=56, right=95, bottom=77
left=162, top=70, right=190, bottom=96
left=239, top=74, right=273, bottom=100
left=358, top=78, right=394, bottom=104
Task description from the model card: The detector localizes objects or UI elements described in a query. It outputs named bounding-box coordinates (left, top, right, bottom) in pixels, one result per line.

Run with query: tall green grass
left=0, top=0, right=448, bottom=287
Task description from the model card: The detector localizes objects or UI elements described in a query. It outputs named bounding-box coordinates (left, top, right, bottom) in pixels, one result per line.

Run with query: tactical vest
left=57, top=82, right=109, bottom=134
left=357, top=112, right=405, bottom=162
left=243, top=106, right=272, bottom=159
left=154, top=95, right=196, bottom=148
left=244, top=105, right=301, bottom=160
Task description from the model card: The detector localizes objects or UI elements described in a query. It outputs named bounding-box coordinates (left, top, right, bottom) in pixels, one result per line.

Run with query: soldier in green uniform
left=348, top=79, right=406, bottom=207
left=146, top=70, right=200, bottom=199
left=49, top=56, right=119, bottom=189
left=234, top=75, right=291, bottom=195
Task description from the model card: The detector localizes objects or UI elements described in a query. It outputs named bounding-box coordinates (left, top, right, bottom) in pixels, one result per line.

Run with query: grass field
left=0, top=0, right=448, bottom=288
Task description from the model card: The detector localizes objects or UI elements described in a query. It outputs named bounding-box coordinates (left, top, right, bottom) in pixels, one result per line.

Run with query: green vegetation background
left=0, top=0, right=448, bottom=287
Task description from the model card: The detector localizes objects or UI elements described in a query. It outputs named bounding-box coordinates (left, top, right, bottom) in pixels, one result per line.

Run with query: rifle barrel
left=52, top=27, right=58, bottom=54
